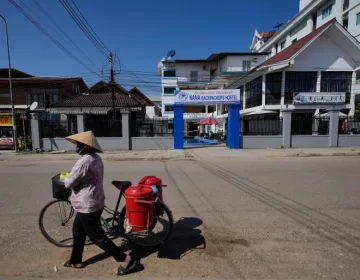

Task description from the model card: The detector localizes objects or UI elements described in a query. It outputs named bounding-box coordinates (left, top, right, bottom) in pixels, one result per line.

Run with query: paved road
left=0, top=156, right=360, bottom=279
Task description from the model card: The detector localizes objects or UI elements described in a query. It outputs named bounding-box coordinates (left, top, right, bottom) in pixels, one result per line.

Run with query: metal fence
left=41, top=120, right=77, bottom=138
left=291, top=116, right=329, bottom=135
left=242, top=117, right=283, bottom=135
left=85, top=119, right=122, bottom=137
left=339, top=116, right=360, bottom=135
left=132, top=118, right=174, bottom=137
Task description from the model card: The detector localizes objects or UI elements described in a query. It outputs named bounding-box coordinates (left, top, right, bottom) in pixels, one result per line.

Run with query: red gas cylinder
left=138, top=176, right=163, bottom=202
left=124, top=185, right=154, bottom=233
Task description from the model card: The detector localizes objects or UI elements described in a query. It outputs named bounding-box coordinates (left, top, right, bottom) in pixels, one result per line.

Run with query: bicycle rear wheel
left=39, top=200, right=75, bottom=247
left=119, top=201, right=173, bottom=248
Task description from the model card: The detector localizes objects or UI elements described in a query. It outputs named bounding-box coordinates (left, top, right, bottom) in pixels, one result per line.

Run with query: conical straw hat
left=65, top=131, right=103, bottom=153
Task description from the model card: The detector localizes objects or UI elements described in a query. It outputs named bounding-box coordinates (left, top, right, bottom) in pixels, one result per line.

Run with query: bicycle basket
left=52, top=173, right=71, bottom=201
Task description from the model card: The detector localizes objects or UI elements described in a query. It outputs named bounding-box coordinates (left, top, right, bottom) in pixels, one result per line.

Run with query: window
left=312, top=13, right=317, bottom=31
left=285, top=72, right=317, bottom=104
left=163, top=69, right=176, bottom=77
left=343, top=13, right=349, bottom=29
left=322, top=5, right=332, bottom=19
left=163, top=87, right=176, bottom=94
left=357, top=13, right=360, bottom=25
left=164, top=105, right=174, bottom=112
left=190, top=71, right=198, bottom=82
left=280, top=41, right=286, bottom=50
left=245, top=76, right=262, bottom=109
left=321, top=72, right=352, bottom=103
left=292, top=38, right=297, bottom=44
left=242, top=60, right=251, bottom=71
left=343, top=0, right=349, bottom=11
left=27, top=88, right=60, bottom=108
left=266, top=72, right=282, bottom=105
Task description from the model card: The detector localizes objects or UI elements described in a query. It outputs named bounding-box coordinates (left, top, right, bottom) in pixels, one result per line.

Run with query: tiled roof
left=262, top=19, right=336, bottom=66
left=52, top=92, right=142, bottom=108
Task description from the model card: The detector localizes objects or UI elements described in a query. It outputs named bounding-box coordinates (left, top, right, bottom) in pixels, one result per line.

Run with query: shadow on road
left=83, top=217, right=205, bottom=268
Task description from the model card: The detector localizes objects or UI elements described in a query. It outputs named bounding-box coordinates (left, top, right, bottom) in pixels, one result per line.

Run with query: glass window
left=163, top=70, right=176, bottom=77
left=190, top=71, right=198, bottom=82
left=322, top=5, right=332, bottom=19
left=280, top=41, right=286, bottom=50
left=245, top=76, right=262, bottom=109
left=356, top=13, right=360, bottom=25
left=321, top=72, right=352, bottom=97
left=266, top=72, right=282, bottom=105
left=164, top=105, right=174, bottom=112
left=243, top=60, right=251, bottom=71
left=163, top=87, right=176, bottom=94
left=239, top=86, right=244, bottom=109
left=285, top=72, right=317, bottom=104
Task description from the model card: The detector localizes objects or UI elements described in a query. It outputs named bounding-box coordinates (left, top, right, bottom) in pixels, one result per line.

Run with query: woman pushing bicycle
left=62, top=130, right=136, bottom=275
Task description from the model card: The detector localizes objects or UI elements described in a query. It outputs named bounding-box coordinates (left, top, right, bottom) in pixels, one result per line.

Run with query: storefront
left=0, top=114, right=13, bottom=149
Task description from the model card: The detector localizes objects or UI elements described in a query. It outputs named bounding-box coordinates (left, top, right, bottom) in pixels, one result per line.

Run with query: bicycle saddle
left=111, top=180, right=132, bottom=191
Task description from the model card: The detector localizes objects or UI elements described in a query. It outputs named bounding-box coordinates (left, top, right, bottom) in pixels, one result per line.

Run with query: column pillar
left=76, top=114, right=84, bottom=133
left=328, top=109, right=340, bottom=147
left=227, top=103, right=240, bottom=149
left=30, top=113, right=41, bottom=151
left=121, top=109, right=130, bottom=150
left=350, top=71, right=356, bottom=116
left=262, top=74, right=266, bottom=107
left=316, top=71, right=321, bottom=92
left=281, top=109, right=293, bottom=148
left=174, top=104, right=184, bottom=149
left=281, top=70, right=286, bottom=106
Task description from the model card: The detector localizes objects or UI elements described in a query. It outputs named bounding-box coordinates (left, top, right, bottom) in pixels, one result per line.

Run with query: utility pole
left=109, top=52, right=116, bottom=119
left=0, top=15, right=18, bottom=152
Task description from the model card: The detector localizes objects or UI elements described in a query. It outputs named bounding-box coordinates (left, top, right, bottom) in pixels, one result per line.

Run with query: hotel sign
left=174, top=89, right=240, bottom=105
left=293, top=92, right=346, bottom=105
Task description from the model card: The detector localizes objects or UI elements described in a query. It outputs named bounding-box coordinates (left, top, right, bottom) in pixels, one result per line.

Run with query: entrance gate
left=173, top=89, right=241, bottom=149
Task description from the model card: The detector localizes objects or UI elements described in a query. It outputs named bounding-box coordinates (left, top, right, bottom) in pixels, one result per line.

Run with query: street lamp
left=0, top=15, right=18, bottom=152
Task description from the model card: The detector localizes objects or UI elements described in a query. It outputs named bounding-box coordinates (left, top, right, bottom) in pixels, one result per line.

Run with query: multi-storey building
left=157, top=52, right=268, bottom=133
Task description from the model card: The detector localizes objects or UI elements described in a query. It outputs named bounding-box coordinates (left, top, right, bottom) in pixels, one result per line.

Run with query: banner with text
left=174, top=89, right=240, bottom=105
left=293, top=92, right=346, bottom=105
left=0, top=114, right=12, bottom=126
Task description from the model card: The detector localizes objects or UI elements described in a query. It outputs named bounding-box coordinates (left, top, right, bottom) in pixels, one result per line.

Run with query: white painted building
left=157, top=52, right=268, bottom=117
left=251, top=0, right=360, bottom=56
left=225, top=20, right=360, bottom=124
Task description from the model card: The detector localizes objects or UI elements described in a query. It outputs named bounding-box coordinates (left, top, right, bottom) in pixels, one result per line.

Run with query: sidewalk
left=189, top=146, right=360, bottom=160
left=1, top=146, right=360, bottom=162
left=0, top=149, right=192, bottom=162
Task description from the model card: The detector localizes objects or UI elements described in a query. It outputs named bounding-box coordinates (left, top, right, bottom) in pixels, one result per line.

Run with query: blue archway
left=173, top=89, right=241, bottom=149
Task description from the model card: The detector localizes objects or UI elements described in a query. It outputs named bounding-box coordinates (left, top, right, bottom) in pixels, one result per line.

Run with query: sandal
left=63, top=260, right=85, bottom=269
left=116, top=259, right=137, bottom=276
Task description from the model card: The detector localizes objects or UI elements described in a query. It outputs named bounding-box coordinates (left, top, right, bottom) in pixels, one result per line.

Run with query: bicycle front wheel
left=39, top=200, right=75, bottom=247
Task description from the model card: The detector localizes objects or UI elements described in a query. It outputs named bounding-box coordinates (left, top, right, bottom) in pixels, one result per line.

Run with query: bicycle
left=39, top=175, right=174, bottom=249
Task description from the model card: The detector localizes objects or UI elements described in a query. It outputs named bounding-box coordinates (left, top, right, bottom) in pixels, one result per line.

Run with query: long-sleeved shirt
left=64, top=153, right=105, bottom=214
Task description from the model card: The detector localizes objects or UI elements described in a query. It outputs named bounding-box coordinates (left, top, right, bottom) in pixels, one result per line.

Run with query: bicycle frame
left=102, top=191, right=125, bottom=230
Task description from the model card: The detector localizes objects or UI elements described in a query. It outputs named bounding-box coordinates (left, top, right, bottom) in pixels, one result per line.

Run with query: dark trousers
left=70, top=209, right=127, bottom=263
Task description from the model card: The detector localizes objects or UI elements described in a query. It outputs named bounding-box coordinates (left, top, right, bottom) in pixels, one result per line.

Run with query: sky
left=0, top=0, right=299, bottom=95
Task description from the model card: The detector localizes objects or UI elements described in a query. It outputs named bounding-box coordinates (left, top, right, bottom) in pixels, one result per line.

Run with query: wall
left=42, top=138, right=76, bottom=151
left=300, top=0, right=314, bottom=11
left=242, top=136, right=283, bottom=149
left=42, top=137, right=129, bottom=151
left=176, top=63, right=211, bottom=82
left=290, top=35, right=356, bottom=70
left=291, top=135, right=329, bottom=148
left=338, top=135, right=360, bottom=146
left=289, top=19, right=308, bottom=43
left=131, top=137, right=174, bottom=150
left=347, top=2, right=360, bottom=40
left=316, top=0, right=340, bottom=28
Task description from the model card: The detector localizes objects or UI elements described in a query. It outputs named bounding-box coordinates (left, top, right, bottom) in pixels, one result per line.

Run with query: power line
left=8, top=0, right=101, bottom=78
left=31, top=0, right=101, bottom=72
left=69, top=0, right=110, bottom=55
left=59, top=0, right=109, bottom=60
